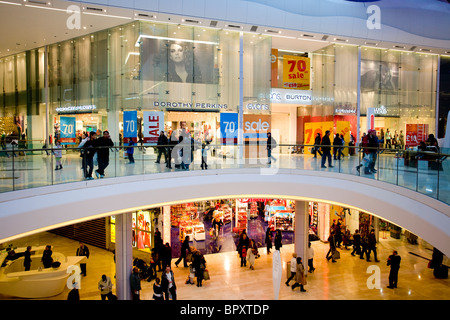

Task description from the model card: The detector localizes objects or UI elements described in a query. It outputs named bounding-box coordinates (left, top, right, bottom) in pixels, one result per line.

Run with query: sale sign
left=59, top=116, right=77, bottom=145
left=123, top=111, right=137, bottom=142
left=283, top=55, right=310, bottom=90
left=406, top=124, right=429, bottom=147
left=220, top=112, right=238, bottom=145
left=143, top=111, right=164, bottom=145
left=304, top=121, right=333, bottom=155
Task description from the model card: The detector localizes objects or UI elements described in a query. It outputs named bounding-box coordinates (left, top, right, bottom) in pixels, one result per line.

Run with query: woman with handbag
left=291, top=257, right=307, bottom=292
left=247, top=239, right=258, bottom=270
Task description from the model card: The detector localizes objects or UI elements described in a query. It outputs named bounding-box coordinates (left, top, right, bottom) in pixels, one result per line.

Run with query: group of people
left=382, top=128, right=404, bottom=150
left=78, top=130, right=114, bottom=180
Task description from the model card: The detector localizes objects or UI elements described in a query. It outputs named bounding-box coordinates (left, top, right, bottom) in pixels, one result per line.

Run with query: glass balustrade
left=0, top=144, right=448, bottom=205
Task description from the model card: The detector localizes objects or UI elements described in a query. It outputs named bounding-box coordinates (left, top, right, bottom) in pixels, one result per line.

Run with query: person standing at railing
left=156, top=131, right=168, bottom=164
left=53, top=140, right=63, bottom=170
left=320, top=130, right=333, bottom=168
left=95, top=130, right=114, bottom=179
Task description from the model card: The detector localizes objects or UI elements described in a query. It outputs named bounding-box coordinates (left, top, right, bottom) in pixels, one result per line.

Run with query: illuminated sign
left=270, top=88, right=312, bottom=105
left=153, top=101, right=227, bottom=110
left=56, top=105, right=97, bottom=113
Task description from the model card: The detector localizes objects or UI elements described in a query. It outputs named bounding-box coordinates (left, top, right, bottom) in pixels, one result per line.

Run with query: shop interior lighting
left=135, top=35, right=218, bottom=47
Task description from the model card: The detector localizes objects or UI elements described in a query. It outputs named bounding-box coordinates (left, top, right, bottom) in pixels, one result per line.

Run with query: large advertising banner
left=220, top=112, right=238, bottom=145
left=282, top=55, right=310, bottom=90
left=361, top=60, right=399, bottom=92
left=140, top=37, right=217, bottom=84
left=59, top=116, right=77, bottom=145
left=123, top=110, right=138, bottom=142
left=304, top=121, right=333, bottom=155
left=143, top=111, right=164, bottom=145
left=406, top=124, right=429, bottom=147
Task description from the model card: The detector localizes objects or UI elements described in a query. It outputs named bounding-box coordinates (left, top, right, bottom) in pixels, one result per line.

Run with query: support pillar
left=294, top=201, right=309, bottom=271
left=115, top=212, right=133, bottom=300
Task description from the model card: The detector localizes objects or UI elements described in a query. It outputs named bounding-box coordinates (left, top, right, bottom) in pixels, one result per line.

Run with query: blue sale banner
left=123, top=111, right=138, bottom=141
left=59, top=116, right=76, bottom=145
left=220, top=112, right=238, bottom=145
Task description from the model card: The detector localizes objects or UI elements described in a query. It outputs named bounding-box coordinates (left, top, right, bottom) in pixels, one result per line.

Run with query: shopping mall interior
left=0, top=0, right=449, bottom=307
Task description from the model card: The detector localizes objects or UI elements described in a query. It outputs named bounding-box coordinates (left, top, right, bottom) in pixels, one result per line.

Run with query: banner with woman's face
left=140, top=37, right=217, bottom=84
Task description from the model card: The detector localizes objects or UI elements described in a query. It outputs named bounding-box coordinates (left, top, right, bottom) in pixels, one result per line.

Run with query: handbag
left=332, top=250, right=340, bottom=260
left=203, top=269, right=210, bottom=280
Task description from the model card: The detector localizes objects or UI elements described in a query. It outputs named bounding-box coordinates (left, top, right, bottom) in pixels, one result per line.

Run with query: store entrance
left=169, top=199, right=297, bottom=258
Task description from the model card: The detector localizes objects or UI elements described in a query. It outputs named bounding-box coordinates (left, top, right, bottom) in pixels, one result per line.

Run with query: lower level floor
left=0, top=230, right=448, bottom=300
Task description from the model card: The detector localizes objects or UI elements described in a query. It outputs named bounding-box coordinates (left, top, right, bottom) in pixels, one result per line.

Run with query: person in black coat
left=94, top=130, right=114, bottom=178
left=351, top=229, right=361, bottom=256
left=23, top=246, right=32, bottom=271
left=161, top=242, right=172, bottom=270
left=192, top=251, right=206, bottom=287
left=237, top=233, right=250, bottom=267
left=366, top=229, right=379, bottom=262
left=265, top=228, right=273, bottom=254
left=321, top=130, right=333, bottom=168
left=387, top=250, right=401, bottom=288
left=326, top=232, right=337, bottom=262
left=76, top=242, right=90, bottom=276
left=82, top=131, right=97, bottom=180
left=274, top=229, right=283, bottom=251
left=156, top=131, right=168, bottom=164
left=41, top=245, right=53, bottom=268
left=175, top=236, right=190, bottom=268
left=333, top=133, right=343, bottom=160
left=313, top=133, right=323, bottom=158
left=161, top=265, right=177, bottom=300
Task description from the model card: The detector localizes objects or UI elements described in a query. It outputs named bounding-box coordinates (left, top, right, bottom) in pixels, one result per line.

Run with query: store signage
left=374, top=105, right=388, bottom=115
left=220, top=113, right=238, bottom=145
left=243, top=114, right=271, bottom=140
left=406, top=124, right=428, bottom=147
left=56, top=105, right=97, bottom=113
left=270, top=88, right=312, bottom=105
left=153, top=101, right=227, bottom=110
left=59, top=116, right=77, bottom=145
left=123, top=111, right=137, bottom=141
left=334, top=103, right=356, bottom=114
left=246, top=103, right=270, bottom=110
left=282, top=55, right=310, bottom=90
left=143, top=111, right=164, bottom=145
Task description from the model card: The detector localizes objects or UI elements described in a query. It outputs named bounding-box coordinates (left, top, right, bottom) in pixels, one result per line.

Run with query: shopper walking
left=98, top=274, right=114, bottom=300
left=307, top=242, right=315, bottom=273
left=285, top=253, right=297, bottom=286
left=333, top=133, right=342, bottom=160
left=175, top=236, right=191, bottom=268
left=313, top=133, right=323, bottom=158
left=126, top=138, right=135, bottom=164
left=41, top=245, right=53, bottom=268
left=237, top=233, right=250, bottom=267
left=152, top=277, right=164, bottom=300
left=366, top=229, right=379, bottom=262
left=95, top=130, right=114, bottom=178
left=23, top=246, right=32, bottom=271
left=130, top=267, right=141, bottom=300
left=192, top=251, right=207, bottom=286
left=82, top=131, right=97, bottom=180
left=291, top=257, right=307, bottom=292
left=387, top=250, right=401, bottom=289
left=247, top=238, right=258, bottom=270
left=360, top=233, right=369, bottom=260
left=274, top=229, right=283, bottom=251
left=267, top=132, right=277, bottom=164
left=351, top=229, right=361, bottom=256
left=53, top=140, right=63, bottom=170
left=326, top=232, right=337, bottom=262
left=201, top=138, right=210, bottom=170
left=321, top=130, right=333, bottom=168
left=161, top=242, right=172, bottom=270
left=156, top=131, right=168, bottom=164
left=161, top=265, right=177, bottom=300
left=76, top=242, right=90, bottom=276
left=265, top=228, right=273, bottom=254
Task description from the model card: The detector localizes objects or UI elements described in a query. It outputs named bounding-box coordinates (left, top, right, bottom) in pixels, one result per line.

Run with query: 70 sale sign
left=283, top=55, right=310, bottom=90
left=59, top=116, right=77, bottom=145
left=123, top=111, right=137, bottom=142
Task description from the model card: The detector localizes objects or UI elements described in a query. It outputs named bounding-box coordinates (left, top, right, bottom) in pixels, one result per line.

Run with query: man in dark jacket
left=156, top=131, right=168, bottom=164
left=76, top=242, right=90, bottom=276
left=267, top=132, right=277, bottom=164
left=175, top=236, right=190, bottom=268
left=321, top=130, right=334, bottom=168
left=23, top=246, right=32, bottom=271
left=367, top=229, right=379, bottom=262
left=95, top=130, right=114, bottom=178
left=351, top=229, right=361, bottom=256
left=130, top=267, right=141, bottom=300
left=82, top=131, right=97, bottom=180
left=387, top=250, right=401, bottom=288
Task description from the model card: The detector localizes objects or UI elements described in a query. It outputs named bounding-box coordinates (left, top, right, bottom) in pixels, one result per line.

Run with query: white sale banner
left=143, top=111, right=164, bottom=145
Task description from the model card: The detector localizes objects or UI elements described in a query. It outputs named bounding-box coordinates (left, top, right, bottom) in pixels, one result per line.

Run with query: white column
left=294, top=201, right=309, bottom=270
left=115, top=212, right=133, bottom=300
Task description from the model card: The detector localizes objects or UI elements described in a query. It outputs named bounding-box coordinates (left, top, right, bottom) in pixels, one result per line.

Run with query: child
left=241, top=246, right=247, bottom=267
left=126, top=138, right=135, bottom=164
left=54, top=140, right=63, bottom=170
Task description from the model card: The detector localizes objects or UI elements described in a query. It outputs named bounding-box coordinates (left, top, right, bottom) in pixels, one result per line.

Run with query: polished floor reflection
left=0, top=231, right=448, bottom=300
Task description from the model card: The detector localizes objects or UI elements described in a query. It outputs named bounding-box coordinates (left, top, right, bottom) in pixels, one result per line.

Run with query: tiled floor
left=1, top=231, right=448, bottom=300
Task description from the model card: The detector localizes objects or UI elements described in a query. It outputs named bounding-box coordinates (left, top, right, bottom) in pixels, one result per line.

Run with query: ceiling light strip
left=82, top=11, right=132, bottom=20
